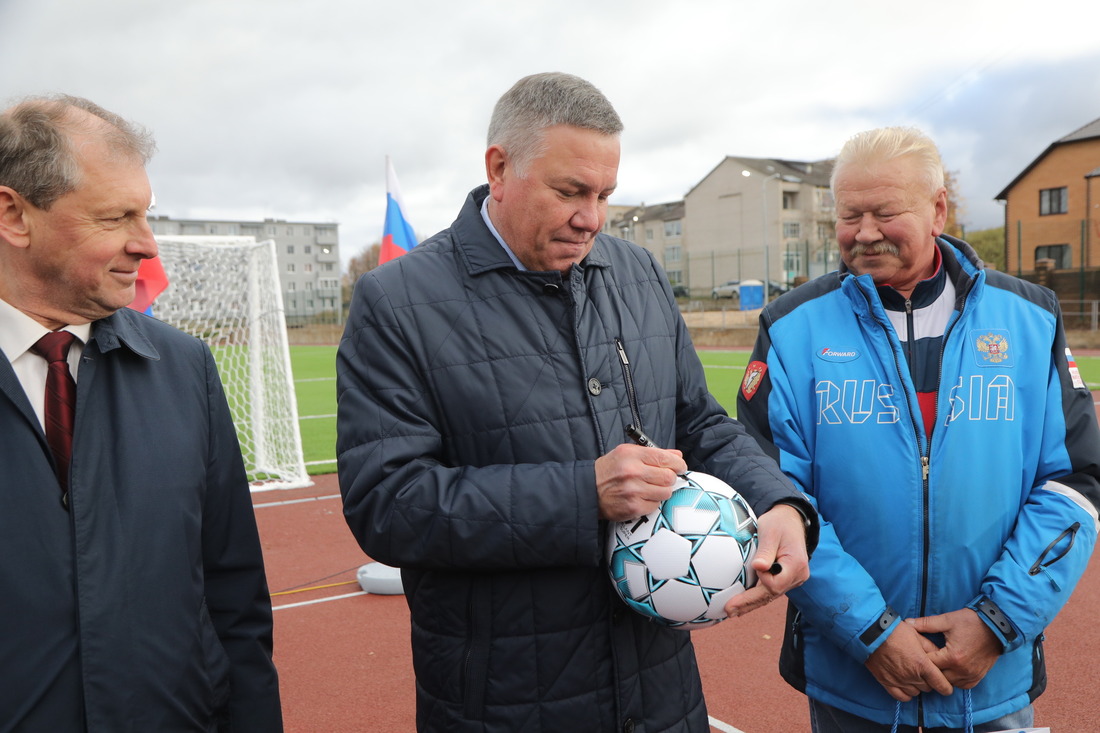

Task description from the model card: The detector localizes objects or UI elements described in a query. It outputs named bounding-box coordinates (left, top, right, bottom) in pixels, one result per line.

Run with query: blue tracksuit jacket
left=737, top=236, right=1100, bottom=728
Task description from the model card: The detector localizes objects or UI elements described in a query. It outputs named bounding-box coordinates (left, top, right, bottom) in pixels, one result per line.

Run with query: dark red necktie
left=31, top=331, right=77, bottom=504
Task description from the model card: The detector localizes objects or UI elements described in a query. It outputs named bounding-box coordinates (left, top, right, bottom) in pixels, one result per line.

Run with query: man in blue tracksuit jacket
left=737, top=126, right=1100, bottom=731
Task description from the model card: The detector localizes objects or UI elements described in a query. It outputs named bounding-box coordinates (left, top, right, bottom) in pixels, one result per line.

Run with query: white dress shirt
left=0, top=297, right=90, bottom=430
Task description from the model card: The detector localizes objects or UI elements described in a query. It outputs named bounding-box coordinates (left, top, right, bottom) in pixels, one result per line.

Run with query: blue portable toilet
left=739, top=279, right=764, bottom=310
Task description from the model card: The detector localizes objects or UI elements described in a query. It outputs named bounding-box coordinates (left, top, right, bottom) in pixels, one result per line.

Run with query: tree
left=966, top=227, right=1006, bottom=271
left=943, top=169, right=964, bottom=239
left=344, top=242, right=380, bottom=286
left=343, top=242, right=380, bottom=310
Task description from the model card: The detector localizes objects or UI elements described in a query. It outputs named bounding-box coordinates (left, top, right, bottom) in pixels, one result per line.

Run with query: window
left=304, top=263, right=313, bottom=272
left=324, top=263, right=334, bottom=271
left=782, top=221, right=801, bottom=239
left=288, top=282, right=296, bottom=291
left=817, top=224, right=831, bottom=242
left=665, top=245, right=682, bottom=263
left=287, top=245, right=295, bottom=254
left=286, top=226, right=294, bottom=235
left=305, top=245, right=312, bottom=254
left=782, top=191, right=799, bottom=210
left=664, top=220, right=682, bottom=237
left=646, top=227, right=654, bottom=241
left=286, top=263, right=295, bottom=273
left=306, top=281, right=313, bottom=291
left=1035, top=244, right=1070, bottom=269
left=783, top=251, right=803, bottom=275
left=1040, top=187, right=1068, bottom=216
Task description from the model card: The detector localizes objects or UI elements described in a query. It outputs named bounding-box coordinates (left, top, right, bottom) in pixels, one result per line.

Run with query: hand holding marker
left=624, top=424, right=783, bottom=576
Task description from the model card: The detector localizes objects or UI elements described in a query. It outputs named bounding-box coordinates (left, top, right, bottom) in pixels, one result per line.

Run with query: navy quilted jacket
left=337, top=186, right=805, bottom=732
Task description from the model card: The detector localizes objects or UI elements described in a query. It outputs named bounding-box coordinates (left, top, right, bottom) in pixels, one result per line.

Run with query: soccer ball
left=607, top=471, right=759, bottom=629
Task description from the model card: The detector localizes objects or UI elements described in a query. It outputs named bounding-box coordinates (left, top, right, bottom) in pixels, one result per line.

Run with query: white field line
left=253, top=493, right=340, bottom=509
left=708, top=716, right=745, bottom=733
left=273, top=590, right=367, bottom=611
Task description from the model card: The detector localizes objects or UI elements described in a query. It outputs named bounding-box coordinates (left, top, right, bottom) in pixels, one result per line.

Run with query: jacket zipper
left=892, top=275, right=974, bottom=727
left=615, top=338, right=644, bottom=434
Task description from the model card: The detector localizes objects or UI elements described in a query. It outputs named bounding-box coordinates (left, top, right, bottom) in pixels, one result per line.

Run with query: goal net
left=151, top=235, right=310, bottom=491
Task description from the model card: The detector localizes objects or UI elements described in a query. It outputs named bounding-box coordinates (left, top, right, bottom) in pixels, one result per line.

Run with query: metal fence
left=1060, top=300, right=1100, bottom=331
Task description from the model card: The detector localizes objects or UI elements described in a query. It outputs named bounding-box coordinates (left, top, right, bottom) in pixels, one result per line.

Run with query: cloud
left=2, top=0, right=1097, bottom=260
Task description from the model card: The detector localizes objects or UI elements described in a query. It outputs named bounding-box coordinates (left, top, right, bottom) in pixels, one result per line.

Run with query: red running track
left=258, top=472, right=1100, bottom=732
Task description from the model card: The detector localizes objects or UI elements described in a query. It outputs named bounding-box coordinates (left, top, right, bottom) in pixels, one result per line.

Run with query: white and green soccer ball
left=607, top=471, right=759, bottom=630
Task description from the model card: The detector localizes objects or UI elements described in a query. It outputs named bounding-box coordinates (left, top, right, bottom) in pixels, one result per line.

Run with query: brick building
left=996, top=116, right=1100, bottom=276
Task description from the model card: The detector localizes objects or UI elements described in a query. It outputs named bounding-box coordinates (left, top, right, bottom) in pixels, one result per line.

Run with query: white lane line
left=273, top=590, right=368, bottom=611
left=254, top=493, right=340, bottom=508
left=708, top=716, right=746, bottom=733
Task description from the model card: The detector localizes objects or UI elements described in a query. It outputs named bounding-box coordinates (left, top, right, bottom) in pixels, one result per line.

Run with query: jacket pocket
left=462, top=578, right=491, bottom=720
left=199, top=599, right=232, bottom=718
left=1028, top=522, right=1079, bottom=589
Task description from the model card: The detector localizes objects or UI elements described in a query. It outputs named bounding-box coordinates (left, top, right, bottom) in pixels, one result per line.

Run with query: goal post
left=150, top=235, right=310, bottom=491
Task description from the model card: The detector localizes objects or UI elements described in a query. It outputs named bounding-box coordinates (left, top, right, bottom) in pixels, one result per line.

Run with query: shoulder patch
left=741, top=360, right=767, bottom=401
left=1066, top=347, right=1088, bottom=390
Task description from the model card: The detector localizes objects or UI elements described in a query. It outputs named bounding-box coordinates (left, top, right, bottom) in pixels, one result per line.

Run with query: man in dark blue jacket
left=0, top=95, right=282, bottom=730
left=338, top=72, right=816, bottom=732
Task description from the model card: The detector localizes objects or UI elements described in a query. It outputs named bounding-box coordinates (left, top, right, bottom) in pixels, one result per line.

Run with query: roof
left=685, top=156, right=833, bottom=197
left=605, top=200, right=685, bottom=231
left=994, top=115, right=1100, bottom=200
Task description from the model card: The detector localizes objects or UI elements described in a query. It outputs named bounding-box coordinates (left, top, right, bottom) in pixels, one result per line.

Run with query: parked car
left=671, top=284, right=690, bottom=298
left=711, top=281, right=740, bottom=299
left=766, top=279, right=791, bottom=297
left=711, top=279, right=790, bottom=300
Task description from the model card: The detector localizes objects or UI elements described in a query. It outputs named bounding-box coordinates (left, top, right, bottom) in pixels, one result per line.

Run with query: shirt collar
left=876, top=245, right=946, bottom=311
left=0, top=296, right=91, bottom=363
left=480, top=195, right=528, bottom=271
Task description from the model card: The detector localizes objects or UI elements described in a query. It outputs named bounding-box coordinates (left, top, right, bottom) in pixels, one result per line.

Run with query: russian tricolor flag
left=379, top=156, right=417, bottom=265
left=130, top=256, right=169, bottom=315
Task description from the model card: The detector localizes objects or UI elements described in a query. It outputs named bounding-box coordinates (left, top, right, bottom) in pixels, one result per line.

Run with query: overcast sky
left=2, top=0, right=1098, bottom=267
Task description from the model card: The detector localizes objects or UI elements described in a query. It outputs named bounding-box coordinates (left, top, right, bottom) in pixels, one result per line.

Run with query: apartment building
left=607, top=201, right=686, bottom=288
left=684, top=157, right=835, bottom=293
left=607, top=156, right=835, bottom=298
left=148, top=215, right=341, bottom=324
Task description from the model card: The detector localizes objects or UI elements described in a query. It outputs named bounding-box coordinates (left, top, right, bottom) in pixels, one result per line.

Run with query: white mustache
left=849, top=242, right=900, bottom=258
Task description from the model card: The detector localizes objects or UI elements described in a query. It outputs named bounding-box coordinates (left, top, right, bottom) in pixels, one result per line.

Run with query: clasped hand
left=866, top=608, right=1003, bottom=701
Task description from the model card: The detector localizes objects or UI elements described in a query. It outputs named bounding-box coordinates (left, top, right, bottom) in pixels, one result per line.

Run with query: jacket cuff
left=967, top=595, right=1017, bottom=651
left=772, top=497, right=820, bottom=556
left=858, top=605, right=900, bottom=650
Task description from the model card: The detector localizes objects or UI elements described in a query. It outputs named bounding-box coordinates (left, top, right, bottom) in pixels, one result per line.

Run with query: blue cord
left=890, top=700, right=901, bottom=733
left=964, top=687, right=974, bottom=733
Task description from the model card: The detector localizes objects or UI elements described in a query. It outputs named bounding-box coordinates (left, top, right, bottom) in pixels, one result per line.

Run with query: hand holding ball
left=607, top=471, right=759, bottom=629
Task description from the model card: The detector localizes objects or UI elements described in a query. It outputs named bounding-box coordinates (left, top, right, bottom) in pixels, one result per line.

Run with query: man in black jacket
left=338, top=72, right=815, bottom=732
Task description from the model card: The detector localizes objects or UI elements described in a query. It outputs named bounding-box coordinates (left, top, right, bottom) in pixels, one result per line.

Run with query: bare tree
left=943, top=169, right=964, bottom=239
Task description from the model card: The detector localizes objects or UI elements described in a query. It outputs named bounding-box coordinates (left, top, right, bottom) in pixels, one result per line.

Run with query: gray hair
left=0, top=94, right=156, bottom=210
left=487, top=72, right=623, bottom=176
left=831, top=126, right=944, bottom=197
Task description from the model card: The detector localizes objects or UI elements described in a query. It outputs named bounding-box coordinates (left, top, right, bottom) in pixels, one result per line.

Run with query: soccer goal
left=151, top=235, right=310, bottom=491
